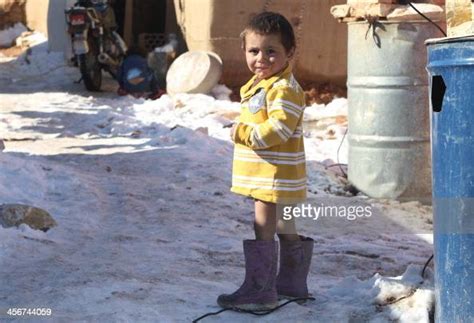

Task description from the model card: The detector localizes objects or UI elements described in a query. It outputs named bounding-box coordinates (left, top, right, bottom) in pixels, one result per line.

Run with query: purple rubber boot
left=217, top=240, right=279, bottom=311
left=276, top=235, right=314, bottom=299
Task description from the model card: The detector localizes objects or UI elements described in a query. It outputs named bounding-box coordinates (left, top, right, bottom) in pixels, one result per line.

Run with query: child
left=217, top=12, right=314, bottom=311
left=117, top=46, right=164, bottom=100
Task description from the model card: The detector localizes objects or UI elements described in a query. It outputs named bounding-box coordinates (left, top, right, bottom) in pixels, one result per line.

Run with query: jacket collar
left=241, top=64, right=293, bottom=101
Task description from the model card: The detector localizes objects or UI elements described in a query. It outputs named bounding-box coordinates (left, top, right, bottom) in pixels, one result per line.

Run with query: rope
left=192, top=296, right=315, bottom=323
left=336, top=127, right=348, bottom=178
left=364, top=15, right=383, bottom=48
left=376, top=254, right=434, bottom=307
left=422, top=254, right=434, bottom=279
left=408, top=2, right=446, bottom=37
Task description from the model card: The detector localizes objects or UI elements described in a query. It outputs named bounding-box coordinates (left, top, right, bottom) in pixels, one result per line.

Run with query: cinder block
left=331, top=3, right=400, bottom=20
left=350, top=3, right=398, bottom=17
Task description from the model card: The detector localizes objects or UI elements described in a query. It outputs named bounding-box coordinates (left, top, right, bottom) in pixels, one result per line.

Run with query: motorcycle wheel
left=78, top=44, right=102, bottom=91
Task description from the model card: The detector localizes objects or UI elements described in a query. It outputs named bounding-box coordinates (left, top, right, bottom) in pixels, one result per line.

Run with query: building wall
left=0, top=0, right=49, bottom=35
left=25, top=0, right=48, bottom=34
left=0, top=0, right=26, bottom=30
left=1, top=0, right=64, bottom=52
left=2, top=0, right=351, bottom=86
left=174, top=0, right=348, bottom=87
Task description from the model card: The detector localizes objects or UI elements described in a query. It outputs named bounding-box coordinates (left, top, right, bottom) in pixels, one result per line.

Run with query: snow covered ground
left=0, top=34, right=434, bottom=322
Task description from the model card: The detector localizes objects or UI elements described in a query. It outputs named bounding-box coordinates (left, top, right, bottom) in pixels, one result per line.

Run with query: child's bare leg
left=254, top=200, right=277, bottom=240
left=277, top=204, right=300, bottom=241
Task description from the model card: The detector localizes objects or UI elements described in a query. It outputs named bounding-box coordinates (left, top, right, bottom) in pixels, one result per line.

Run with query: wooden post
left=124, top=0, right=133, bottom=46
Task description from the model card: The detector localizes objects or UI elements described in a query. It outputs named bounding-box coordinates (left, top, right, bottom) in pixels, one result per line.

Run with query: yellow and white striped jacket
left=231, top=64, right=306, bottom=204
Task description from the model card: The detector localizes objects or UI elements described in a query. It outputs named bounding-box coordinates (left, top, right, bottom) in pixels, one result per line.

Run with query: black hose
left=408, top=2, right=447, bottom=37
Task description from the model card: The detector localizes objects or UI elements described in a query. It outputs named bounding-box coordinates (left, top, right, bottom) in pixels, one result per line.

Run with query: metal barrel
left=347, top=21, right=439, bottom=202
left=426, top=36, right=474, bottom=322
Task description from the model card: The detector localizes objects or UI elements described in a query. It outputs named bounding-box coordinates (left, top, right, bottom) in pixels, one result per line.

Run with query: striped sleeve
left=233, top=86, right=305, bottom=149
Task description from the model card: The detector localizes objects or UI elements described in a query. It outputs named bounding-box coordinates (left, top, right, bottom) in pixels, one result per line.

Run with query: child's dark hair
left=240, top=11, right=296, bottom=53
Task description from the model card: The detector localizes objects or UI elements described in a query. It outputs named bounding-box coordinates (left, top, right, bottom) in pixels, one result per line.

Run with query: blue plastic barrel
left=426, top=36, right=474, bottom=322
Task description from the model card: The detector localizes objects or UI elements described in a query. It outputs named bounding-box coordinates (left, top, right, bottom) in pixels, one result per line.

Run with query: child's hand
left=230, top=123, right=238, bottom=141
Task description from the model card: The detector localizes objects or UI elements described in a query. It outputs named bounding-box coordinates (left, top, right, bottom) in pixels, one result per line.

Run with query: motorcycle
left=65, top=0, right=127, bottom=91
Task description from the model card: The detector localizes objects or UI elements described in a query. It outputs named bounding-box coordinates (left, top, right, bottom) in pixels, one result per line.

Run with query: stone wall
left=0, top=0, right=27, bottom=30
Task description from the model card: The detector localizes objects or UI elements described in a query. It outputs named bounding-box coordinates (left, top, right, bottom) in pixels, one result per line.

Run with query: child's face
left=244, top=31, right=293, bottom=81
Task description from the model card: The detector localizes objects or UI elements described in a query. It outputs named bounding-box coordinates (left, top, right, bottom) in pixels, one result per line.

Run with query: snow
left=0, top=35, right=434, bottom=322
left=304, top=98, right=348, bottom=121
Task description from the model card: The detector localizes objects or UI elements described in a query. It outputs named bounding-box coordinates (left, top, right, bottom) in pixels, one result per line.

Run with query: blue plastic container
left=426, top=36, right=474, bottom=322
